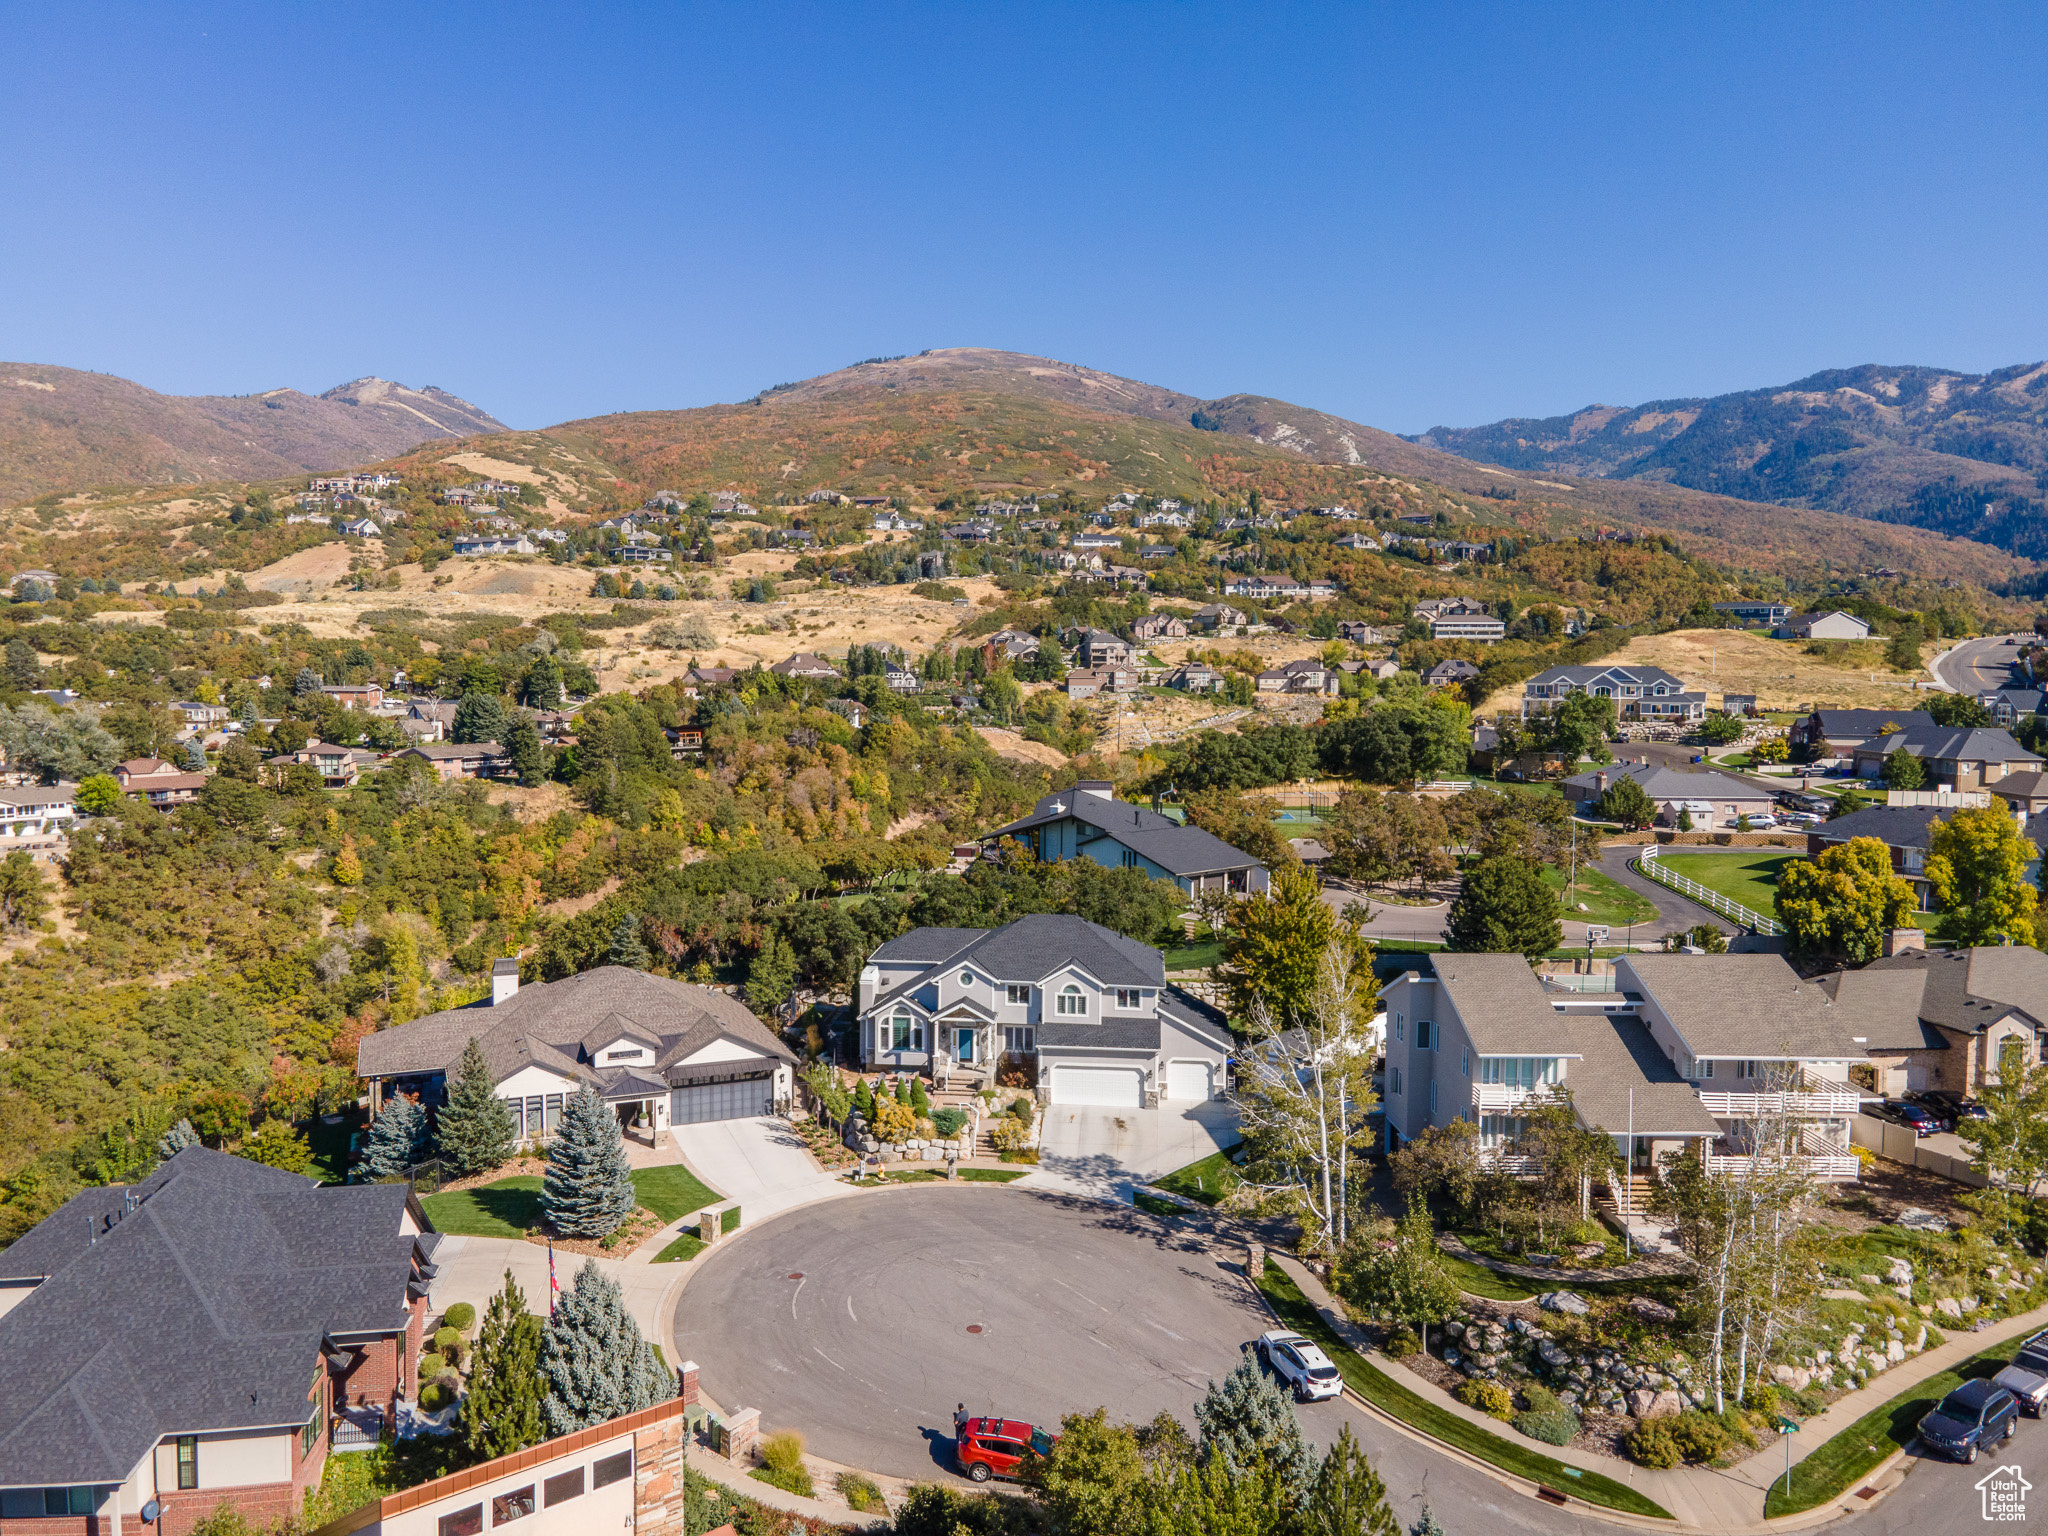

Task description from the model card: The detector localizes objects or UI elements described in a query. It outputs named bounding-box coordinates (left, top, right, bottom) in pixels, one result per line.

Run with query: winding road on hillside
left=1931, top=633, right=2028, bottom=696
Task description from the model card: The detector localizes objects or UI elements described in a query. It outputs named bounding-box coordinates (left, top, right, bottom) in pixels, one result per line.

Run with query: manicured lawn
left=1254, top=1268, right=1670, bottom=1519
left=1541, top=864, right=1658, bottom=926
left=1151, top=1144, right=1244, bottom=1206
left=652, top=1204, right=742, bottom=1262
left=302, top=1111, right=362, bottom=1185
left=420, top=1176, right=543, bottom=1237
left=959, top=1168, right=1030, bottom=1183
left=1436, top=1247, right=1543, bottom=1302
left=422, top=1167, right=720, bottom=1238
left=1763, top=1343, right=2011, bottom=1517
left=1133, top=1191, right=1188, bottom=1217
left=1657, top=849, right=1799, bottom=917
left=1163, top=940, right=1223, bottom=972
left=631, top=1165, right=722, bottom=1223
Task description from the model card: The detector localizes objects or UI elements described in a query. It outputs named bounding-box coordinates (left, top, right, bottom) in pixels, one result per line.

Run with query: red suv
left=956, top=1417, right=1055, bottom=1483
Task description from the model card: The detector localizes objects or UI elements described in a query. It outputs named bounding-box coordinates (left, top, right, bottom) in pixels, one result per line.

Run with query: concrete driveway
left=1029, top=1099, right=1240, bottom=1200
left=426, top=1234, right=679, bottom=1341
left=668, top=1114, right=850, bottom=1222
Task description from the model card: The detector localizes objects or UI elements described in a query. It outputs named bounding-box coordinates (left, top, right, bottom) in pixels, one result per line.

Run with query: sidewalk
left=1272, top=1251, right=2048, bottom=1530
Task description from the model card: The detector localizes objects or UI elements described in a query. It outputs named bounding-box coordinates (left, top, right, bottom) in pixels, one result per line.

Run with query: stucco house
left=0, top=1147, right=434, bottom=1536
left=1562, top=761, right=1775, bottom=829
left=986, top=782, right=1269, bottom=896
left=356, top=962, right=797, bottom=1138
left=855, top=914, right=1233, bottom=1107
left=1774, top=610, right=1870, bottom=640
left=1520, top=663, right=1706, bottom=723
left=1822, top=945, right=2048, bottom=1097
left=1789, top=708, right=1935, bottom=764
left=1849, top=727, right=2043, bottom=791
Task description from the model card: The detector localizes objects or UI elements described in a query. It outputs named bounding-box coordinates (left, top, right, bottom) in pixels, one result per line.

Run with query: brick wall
left=0, top=1515, right=121, bottom=1536
left=158, top=1483, right=296, bottom=1536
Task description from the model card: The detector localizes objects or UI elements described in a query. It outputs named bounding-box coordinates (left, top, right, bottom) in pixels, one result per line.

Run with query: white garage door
left=1052, top=1067, right=1143, bottom=1107
left=1165, top=1060, right=1212, bottom=1101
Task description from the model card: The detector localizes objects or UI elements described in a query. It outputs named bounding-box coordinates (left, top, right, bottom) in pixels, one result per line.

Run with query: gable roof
left=1820, top=964, right=1950, bottom=1052
left=1561, top=762, right=1765, bottom=803
left=1553, top=1012, right=1722, bottom=1137
left=866, top=915, right=1165, bottom=1017
left=1430, top=954, right=1579, bottom=1055
left=1622, top=952, right=1865, bottom=1059
left=1524, top=663, right=1688, bottom=691
left=0, top=1147, right=422, bottom=1485
left=1806, top=708, right=1935, bottom=738
left=1868, top=727, right=2043, bottom=766
left=1813, top=804, right=1952, bottom=850
left=986, top=790, right=1264, bottom=877
left=357, top=965, right=794, bottom=1089
left=1854, top=946, right=2048, bottom=1038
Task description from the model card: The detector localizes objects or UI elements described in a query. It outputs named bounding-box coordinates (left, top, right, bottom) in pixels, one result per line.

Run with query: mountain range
left=0, top=364, right=503, bottom=505
left=1413, top=362, right=2048, bottom=558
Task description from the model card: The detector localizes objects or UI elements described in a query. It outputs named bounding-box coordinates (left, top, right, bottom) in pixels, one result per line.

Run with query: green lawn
left=302, top=1111, right=362, bottom=1185
left=1254, top=1268, right=1670, bottom=1519
left=1541, top=864, right=1659, bottom=926
left=1133, top=1191, right=1188, bottom=1217
left=1436, top=1247, right=1543, bottom=1302
left=1764, top=1343, right=2011, bottom=1516
left=421, top=1176, right=543, bottom=1237
left=422, top=1166, right=722, bottom=1238
left=959, top=1168, right=1030, bottom=1183
left=653, top=1204, right=742, bottom=1262
left=1163, top=940, right=1222, bottom=972
left=1151, top=1144, right=1244, bottom=1206
left=1656, top=849, right=1799, bottom=917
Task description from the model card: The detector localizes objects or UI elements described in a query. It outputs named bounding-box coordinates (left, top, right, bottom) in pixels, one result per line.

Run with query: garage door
left=1165, top=1060, right=1212, bottom=1101
left=1052, top=1067, right=1143, bottom=1107
left=669, top=1074, right=773, bottom=1125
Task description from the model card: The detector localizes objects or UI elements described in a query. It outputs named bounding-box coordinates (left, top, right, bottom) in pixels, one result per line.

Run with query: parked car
left=1872, top=1099, right=1940, bottom=1136
left=956, top=1417, right=1055, bottom=1483
left=1995, top=1364, right=2048, bottom=1418
left=1917, top=1380, right=2019, bottom=1463
left=1918, top=1089, right=1989, bottom=1126
left=2013, top=1328, right=2048, bottom=1377
left=1255, top=1330, right=1344, bottom=1402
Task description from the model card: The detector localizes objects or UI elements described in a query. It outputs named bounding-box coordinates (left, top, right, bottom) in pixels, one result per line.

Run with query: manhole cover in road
left=787, top=1272, right=805, bottom=1281
left=965, top=1324, right=986, bottom=1335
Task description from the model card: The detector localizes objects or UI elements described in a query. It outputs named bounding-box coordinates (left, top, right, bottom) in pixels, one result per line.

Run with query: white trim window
left=889, top=1011, right=924, bottom=1052
left=1429, top=1081, right=1437, bottom=1115
left=1395, top=1015, right=1406, bottom=1044
left=1460, top=1046, right=1470, bottom=1078
left=1416, top=1020, right=1434, bottom=1050
left=959, top=970, right=974, bottom=987
left=1114, top=988, right=1141, bottom=1009
left=1390, top=1066, right=1403, bottom=1096
left=1003, top=1025, right=1036, bottom=1053
left=1057, top=986, right=1087, bottom=1017
left=1006, top=984, right=1030, bottom=1005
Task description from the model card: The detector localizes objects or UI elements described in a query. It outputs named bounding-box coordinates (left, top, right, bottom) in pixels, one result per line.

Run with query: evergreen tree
left=1301, top=1423, right=1398, bottom=1536
left=853, top=1078, right=876, bottom=1121
left=181, top=737, right=208, bottom=773
left=1410, top=1507, right=1447, bottom=1536
left=541, top=1086, right=636, bottom=1237
left=4, top=636, right=40, bottom=689
left=155, top=1117, right=199, bottom=1161
left=357, top=1095, right=429, bottom=1181
left=454, top=690, right=508, bottom=744
left=522, top=653, right=564, bottom=711
left=539, top=1259, right=674, bottom=1433
left=1196, top=1353, right=1317, bottom=1500
left=1445, top=857, right=1561, bottom=959
left=437, top=1036, right=518, bottom=1176
left=463, top=1269, right=546, bottom=1459
left=503, top=711, right=545, bottom=786
left=242, top=1119, right=316, bottom=1173
left=609, top=914, right=652, bottom=970
left=293, top=665, right=322, bottom=696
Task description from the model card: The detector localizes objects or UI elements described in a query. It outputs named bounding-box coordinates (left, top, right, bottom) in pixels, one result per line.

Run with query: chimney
left=1596, top=771, right=1609, bottom=793
left=1884, top=928, right=1926, bottom=958
left=491, top=958, right=520, bottom=1006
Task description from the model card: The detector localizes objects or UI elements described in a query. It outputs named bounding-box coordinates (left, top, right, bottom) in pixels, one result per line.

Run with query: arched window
left=890, top=1010, right=919, bottom=1051
left=1057, top=986, right=1086, bottom=1017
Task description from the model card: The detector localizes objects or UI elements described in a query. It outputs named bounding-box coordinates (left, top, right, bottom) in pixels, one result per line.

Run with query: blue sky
left=3, top=3, right=2043, bottom=432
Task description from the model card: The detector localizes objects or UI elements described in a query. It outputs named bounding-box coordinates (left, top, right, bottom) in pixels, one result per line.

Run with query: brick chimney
left=1884, top=928, right=1926, bottom=957
left=1596, top=771, right=1609, bottom=793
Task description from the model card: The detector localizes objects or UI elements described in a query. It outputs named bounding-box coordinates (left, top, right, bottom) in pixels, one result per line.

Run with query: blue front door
left=957, top=1027, right=976, bottom=1064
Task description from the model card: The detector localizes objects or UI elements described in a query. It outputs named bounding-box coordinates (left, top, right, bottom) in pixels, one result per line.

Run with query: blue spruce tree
left=540, top=1086, right=635, bottom=1237
left=155, top=1118, right=200, bottom=1161
left=539, top=1260, right=674, bottom=1433
left=356, top=1096, right=429, bottom=1181
left=1196, top=1352, right=1317, bottom=1500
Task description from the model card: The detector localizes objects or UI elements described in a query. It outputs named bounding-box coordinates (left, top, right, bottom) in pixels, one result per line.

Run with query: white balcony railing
left=1695, top=1087, right=1862, bottom=1118
left=1704, top=1151, right=1860, bottom=1181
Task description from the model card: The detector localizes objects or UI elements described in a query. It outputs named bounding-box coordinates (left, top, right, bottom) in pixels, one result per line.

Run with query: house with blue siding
left=985, top=783, right=1270, bottom=896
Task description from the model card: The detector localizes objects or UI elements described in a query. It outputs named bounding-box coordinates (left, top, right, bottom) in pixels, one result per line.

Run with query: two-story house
left=1381, top=953, right=1865, bottom=1181
left=855, top=914, right=1232, bottom=1106
left=1775, top=611, right=1870, bottom=641
left=1422, top=659, right=1479, bottom=689
left=1711, top=600, right=1794, bottom=628
left=1805, top=805, right=1956, bottom=909
left=1132, top=614, right=1189, bottom=642
left=986, top=783, right=1270, bottom=897
left=266, top=741, right=361, bottom=788
left=1822, top=945, right=2048, bottom=1097
left=769, top=652, right=841, bottom=681
left=1849, top=726, right=2042, bottom=790
left=1256, top=658, right=1338, bottom=695
left=358, top=961, right=797, bottom=1135
left=0, top=783, right=76, bottom=849
left=115, top=757, right=207, bottom=807
left=1192, top=604, right=1250, bottom=631
left=1788, top=708, right=1935, bottom=764
left=1076, top=629, right=1134, bottom=669
left=1977, top=689, right=2047, bottom=729
left=0, top=1147, right=434, bottom=1536
left=1520, top=664, right=1706, bottom=723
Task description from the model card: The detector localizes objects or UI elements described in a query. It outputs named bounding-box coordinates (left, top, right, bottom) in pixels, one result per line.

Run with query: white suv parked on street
left=1254, top=1330, right=1343, bottom=1401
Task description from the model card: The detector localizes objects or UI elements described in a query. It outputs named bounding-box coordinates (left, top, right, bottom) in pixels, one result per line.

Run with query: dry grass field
left=1476, top=627, right=1934, bottom=716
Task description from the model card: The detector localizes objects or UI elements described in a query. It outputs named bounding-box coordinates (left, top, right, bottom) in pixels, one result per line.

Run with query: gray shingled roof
left=1807, top=709, right=1935, bottom=738
left=866, top=915, right=1167, bottom=1022
left=1431, top=955, right=1580, bottom=1056
left=1623, top=953, right=1865, bottom=1060
left=1552, top=1013, right=1721, bottom=1138
left=1861, top=727, right=2042, bottom=766
left=987, top=791, right=1265, bottom=877
left=1813, top=804, right=1951, bottom=851
left=0, top=1148, right=421, bottom=1485
left=1821, top=965, right=1950, bottom=1052
left=356, top=965, right=793, bottom=1091
left=1562, top=762, right=1767, bottom=804
left=1856, top=947, right=2048, bottom=1038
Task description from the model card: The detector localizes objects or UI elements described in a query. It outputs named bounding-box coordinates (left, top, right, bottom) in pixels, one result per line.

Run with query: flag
left=547, top=1237, right=559, bottom=1319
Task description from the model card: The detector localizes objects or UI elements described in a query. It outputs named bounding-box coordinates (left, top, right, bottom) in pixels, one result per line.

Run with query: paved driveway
left=427, top=1235, right=679, bottom=1340
left=668, top=1114, right=850, bottom=1222
left=1030, top=1099, right=1240, bottom=1200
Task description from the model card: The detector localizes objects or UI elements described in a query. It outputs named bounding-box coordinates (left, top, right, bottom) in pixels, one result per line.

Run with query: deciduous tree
left=1774, top=838, right=1916, bottom=961
left=1926, top=805, right=2040, bottom=946
left=1597, top=775, right=1657, bottom=830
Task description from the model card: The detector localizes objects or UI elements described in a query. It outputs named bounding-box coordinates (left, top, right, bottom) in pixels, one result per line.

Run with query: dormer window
left=604, top=1048, right=644, bottom=1063
left=1057, top=986, right=1086, bottom=1017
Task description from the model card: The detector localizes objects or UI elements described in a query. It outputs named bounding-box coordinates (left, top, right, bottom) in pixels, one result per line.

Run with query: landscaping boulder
left=1629, top=1388, right=1683, bottom=1420
left=1896, top=1207, right=1947, bottom=1233
left=1770, top=1364, right=1812, bottom=1392
left=1886, top=1339, right=1905, bottom=1364
left=1627, top=1297, right=1676, bottom=1324
left=1936, top=1297, right=1963, bottom=1319
left=1537, top=1341, right=1569, bottom=1370
left=1537, top=1290, right=1590, bottom=1317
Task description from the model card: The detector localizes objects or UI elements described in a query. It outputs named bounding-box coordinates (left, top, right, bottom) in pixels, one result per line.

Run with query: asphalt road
left=1932, top=634, right=2028, bottom=697
left=678, top=1186, right=2020, bottom=1534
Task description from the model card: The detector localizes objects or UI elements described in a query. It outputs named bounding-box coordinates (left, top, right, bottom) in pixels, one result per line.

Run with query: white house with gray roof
left=855, top=914, right=1233, bottom=1107
left=1382, top=952, right=1867, bottom=1182
left=985, top=783, right=1269, bottom=896
left=356, top=961, right=797, bottom=1141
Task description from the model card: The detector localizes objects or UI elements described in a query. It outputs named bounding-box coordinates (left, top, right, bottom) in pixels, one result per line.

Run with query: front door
left=957, top=1027, right=976, bottom=1064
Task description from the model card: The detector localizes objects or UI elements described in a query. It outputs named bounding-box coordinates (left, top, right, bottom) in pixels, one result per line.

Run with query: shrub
left=419, top=1380, right=454, bottom=1412
left=931, top=1107, right=967, bottom=1139
left=991, top=1117, right=1033, bottom=1152
left=1454, top=1379, right=1514, bottom=1420
left=434, top=1327, right=462, bottom=1361
left=1010, top=1096, right=1034, bottom=1127
left=443, top=1302, right=476, bottom=1331
left=910, top=1078, right=931, bottom=1116
left=1513, top=1383, right=1580, bottom=1446
left=1742, top=1383, right=1780, bottom=1415
left=1668, top=1410, right=1731, bottom=1463
left=760, top=1428, right=806, bottom=1474
left=417, top=1351, right=446, bottom=1379
left=872, top=1098, right=916, bottom=1142
left=1626, top=1417, right=1681, bottom=1468
left=894, top=1078, right=912, bottom=1106
left=1383, top=1328, right=1421, bottom=1358
left=835, top=1472, right=887, bottom=1514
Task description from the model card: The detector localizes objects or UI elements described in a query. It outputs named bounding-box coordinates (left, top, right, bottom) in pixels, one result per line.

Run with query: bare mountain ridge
left=0, top=363, right=503, bottom=505
left=1411, top=362, right=2048, bottom=558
